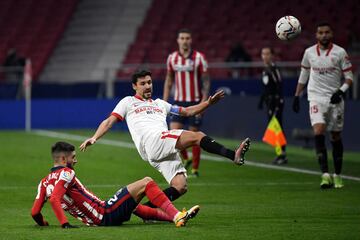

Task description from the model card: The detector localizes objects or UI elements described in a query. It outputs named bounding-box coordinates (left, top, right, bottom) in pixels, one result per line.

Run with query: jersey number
left=46, top=184, right=54, bottom=198
left=310, top=105, right=319, bottom=114
left=107, top=195, right=118, bottom=205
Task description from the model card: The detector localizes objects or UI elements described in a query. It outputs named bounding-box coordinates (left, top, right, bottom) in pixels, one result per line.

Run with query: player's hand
left=79, top=137, right=96, bottom=152
left=292, top=96, right=300, bottom=113
left=330, top=89, right=344, bottom=104
left=62, top=222, right=78, bottom=229
left=207, top=90, right=225, bottom=105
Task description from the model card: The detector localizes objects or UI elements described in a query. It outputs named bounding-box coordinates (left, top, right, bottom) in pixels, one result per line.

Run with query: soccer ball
left=275, top=16, right=301, bottom=41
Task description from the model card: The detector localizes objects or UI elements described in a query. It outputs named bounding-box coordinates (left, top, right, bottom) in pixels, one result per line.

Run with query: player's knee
left=194, top=131, right=206, bottom=144
left=330, top=132, right=341, bottom=141
left=174, top=184, right=187, bottom=195
left=142, top=176, right=153, bottom=184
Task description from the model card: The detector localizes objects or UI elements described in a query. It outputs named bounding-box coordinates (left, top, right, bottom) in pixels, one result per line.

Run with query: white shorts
left=309, top=101, right=344, bottom=131
left=143, top=129, right=187, bottom=183
left=148, top=152, right=187, bottom=184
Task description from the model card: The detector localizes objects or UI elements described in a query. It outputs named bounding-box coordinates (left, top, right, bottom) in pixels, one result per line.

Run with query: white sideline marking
left=31, top=130, right=360, bottom=182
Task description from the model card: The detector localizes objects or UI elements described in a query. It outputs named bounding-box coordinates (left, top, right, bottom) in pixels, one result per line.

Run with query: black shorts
left=100, top=187, right=137, bottom=226
left=170, top=101, right=202, bottom=127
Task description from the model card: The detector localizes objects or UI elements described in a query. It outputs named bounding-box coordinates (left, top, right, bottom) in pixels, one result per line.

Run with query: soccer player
left=31, top=141, right=200, bottom=228
left=258, top=47, right=287, bottom=164
left=163, top=28, right=210, bottom=177
left=80, top=69, right=250, bottom=205
left=292, top=22, right=353, bottom=189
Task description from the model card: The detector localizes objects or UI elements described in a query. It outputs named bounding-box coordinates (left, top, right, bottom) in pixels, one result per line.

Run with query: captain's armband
left=170, top=105, right=182, bottom=116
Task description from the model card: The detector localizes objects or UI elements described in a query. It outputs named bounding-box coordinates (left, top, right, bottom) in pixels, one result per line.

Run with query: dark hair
left=316, top=22, right=332, bottom=30
left=132, top=69, right=152, bottom=84
left=177, top=28, right=192, bottom=37
left=51, top=141, right=75, bottom=154
left=262, top=47, right=274, bottom=54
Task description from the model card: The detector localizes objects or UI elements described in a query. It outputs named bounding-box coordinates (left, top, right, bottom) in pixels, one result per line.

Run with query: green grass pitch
left=0, top=130, right=359, bottom=240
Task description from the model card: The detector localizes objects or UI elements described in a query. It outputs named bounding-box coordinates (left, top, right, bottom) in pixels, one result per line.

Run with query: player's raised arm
left=178, top=90, right=225, bottom=117
left=79, top=115, right=118, bottom=151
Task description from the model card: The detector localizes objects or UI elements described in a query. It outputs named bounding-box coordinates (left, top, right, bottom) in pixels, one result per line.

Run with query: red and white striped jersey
left=31, top=166, right=105, bottom=226
left=167, top=50, right=208, bottom=102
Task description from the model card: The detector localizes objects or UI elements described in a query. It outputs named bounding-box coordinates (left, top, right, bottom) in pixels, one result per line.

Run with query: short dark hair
left=316, top=22, right=332, bottom=30
left=132, top=69, right=152, bottom=84
left=177, top=28, right=192, bottom=37
left=51, top=141, right=75, bottom=155
left=262, top=47, right=274, bottom=54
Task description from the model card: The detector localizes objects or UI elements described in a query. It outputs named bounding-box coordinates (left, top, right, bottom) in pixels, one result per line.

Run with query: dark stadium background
left=0, top=0, right=359, bottom=149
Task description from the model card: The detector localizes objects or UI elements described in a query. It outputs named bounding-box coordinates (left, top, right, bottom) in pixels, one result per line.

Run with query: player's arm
left=200, top=54, right=210, bottom=102
left=200, top=71, right=210, bottom=102
left=79, top=115, right=118, bottom=151
left=163, top=55, right=175, bottom=102
left=163, top=70, right=174, bottom=102
left=174, top=90, right=225, bottom=117
left=293, top=51, right=310, bottom=113
left=31, top=181, right=49, bottom=226
left=330, top=51, right=353, bottom=104
left=49, top=180, right=77, bottom=228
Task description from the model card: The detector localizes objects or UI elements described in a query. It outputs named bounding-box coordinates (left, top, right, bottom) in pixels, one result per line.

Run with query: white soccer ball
left=275, top=16, right=301, bottom=41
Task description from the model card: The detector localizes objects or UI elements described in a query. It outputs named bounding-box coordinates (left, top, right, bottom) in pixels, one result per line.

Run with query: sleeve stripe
left=111, top=112, right=124, bottom=121
left=342, top=66, right=353, bottom=72
left=301, top=65, right=310, bottom=69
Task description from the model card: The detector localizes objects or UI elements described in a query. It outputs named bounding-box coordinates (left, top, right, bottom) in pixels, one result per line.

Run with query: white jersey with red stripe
left=32, top=166, right=105, bottom=226
left=300, top=43, right=353, bottom=104
left=112, top=95, right=177, bottom=161
left=167, top=50, right=208, bottom=102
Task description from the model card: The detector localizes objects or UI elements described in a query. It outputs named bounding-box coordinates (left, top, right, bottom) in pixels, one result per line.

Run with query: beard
left=66, top=163, right=74, bottom=169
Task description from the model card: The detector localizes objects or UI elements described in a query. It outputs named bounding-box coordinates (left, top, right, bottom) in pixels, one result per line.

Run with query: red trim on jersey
left=111, top=112, right=123, bottom=121
left=105, top=193, right=132, bottom=213
left=325, top=43, right=333, bottom=56
left=301, top=65, right=310, bottom=69
left=161, top=133, right=180, bottom=139
left=342, top=66, right=353, bottom=72
left=316, top=42, right=333, bottom=56
left=134, top=94, right=144, bottom=101
left=316, top=44, right=320, bottom=56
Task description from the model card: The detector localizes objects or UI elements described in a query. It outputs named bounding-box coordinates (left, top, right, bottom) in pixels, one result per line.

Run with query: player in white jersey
left=163, top=28, right=211, bottom=177
left=80, top=69, right=251, bottom=204
left=292, top=23, right=353, bottom=189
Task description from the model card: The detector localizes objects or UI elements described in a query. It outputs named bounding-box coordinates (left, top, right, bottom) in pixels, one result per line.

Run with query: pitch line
left=31, top=130, right=360, bottom=182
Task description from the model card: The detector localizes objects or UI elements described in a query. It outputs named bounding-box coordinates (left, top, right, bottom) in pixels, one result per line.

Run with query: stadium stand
left=40, top=0, right=151, bottom=82
left=119, top=0, right=360, bottom=79
left=0, top=0, right=78, bottom=81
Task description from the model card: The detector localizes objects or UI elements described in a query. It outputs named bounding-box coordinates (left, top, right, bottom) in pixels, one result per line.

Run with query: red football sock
left=133, top=204, right=173, bottom=222
left=192, top=145, right=201, bottom=170
left=180, top=149, right=189, bottom=160
left=145, top=181, right=179, bottom=220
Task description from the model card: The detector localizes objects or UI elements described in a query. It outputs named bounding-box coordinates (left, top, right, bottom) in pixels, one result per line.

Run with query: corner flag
left=262, top=116, right=287, bottom=155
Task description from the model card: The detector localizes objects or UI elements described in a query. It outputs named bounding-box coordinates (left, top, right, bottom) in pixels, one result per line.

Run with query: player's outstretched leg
left=141, top=179, right=199, bottom=227
left=233, top=138, right=251, bottom=165
left=176, top=131, right=251, bottom=165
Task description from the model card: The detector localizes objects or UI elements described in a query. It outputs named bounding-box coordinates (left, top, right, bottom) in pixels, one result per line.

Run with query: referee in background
left=258, top=47, right=288, bottom=164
